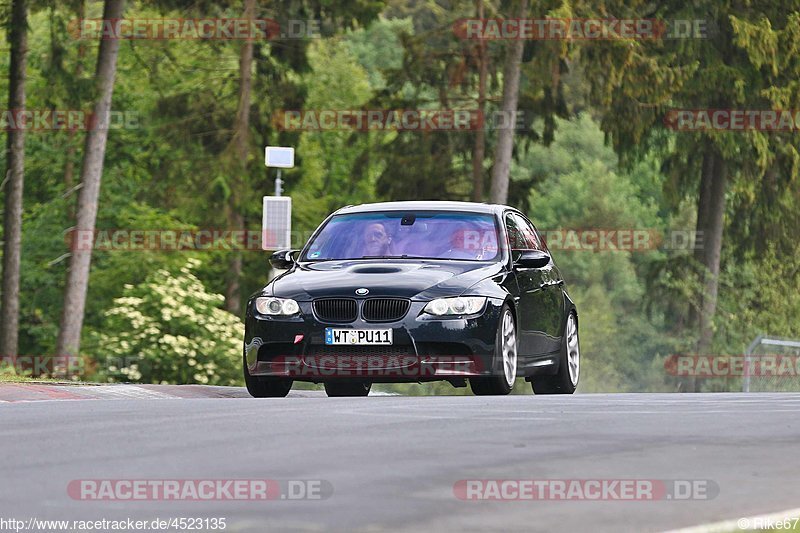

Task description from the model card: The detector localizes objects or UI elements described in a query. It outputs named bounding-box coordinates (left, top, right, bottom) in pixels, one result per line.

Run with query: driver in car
left=361, top=222, right=391, bottom=256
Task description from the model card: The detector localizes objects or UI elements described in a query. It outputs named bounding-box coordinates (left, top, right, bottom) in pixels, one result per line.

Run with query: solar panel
left=262, top=196, right=292, bottom=250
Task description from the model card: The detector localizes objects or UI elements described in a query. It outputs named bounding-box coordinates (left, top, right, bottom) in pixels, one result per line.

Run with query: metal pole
left=743, top=335, right=763, bottom=393
left=275, top=169, right=283, bottom=197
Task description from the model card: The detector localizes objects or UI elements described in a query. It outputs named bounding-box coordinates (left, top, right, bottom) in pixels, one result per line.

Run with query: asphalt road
left=2, top=390, right=800, bottom=532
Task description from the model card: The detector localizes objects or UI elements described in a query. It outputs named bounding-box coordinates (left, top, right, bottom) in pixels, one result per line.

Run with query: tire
left=243, top=354, right=293, bottom=398
left=531, top=311, right=579, bottom=394
left=470, top=304, right=517, bottom=396
left=324, top=381, right=371, bottom=397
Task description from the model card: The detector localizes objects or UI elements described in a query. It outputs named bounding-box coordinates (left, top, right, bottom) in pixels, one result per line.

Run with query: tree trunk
left=696, top=153, right=727, bottom=358
left=694, top=149, right=715, bottom=264
left=224, top=0, right=256, bottom=314
left=684, top=146, right=715, bottom=391
left=470, top=0, right=487, bottom=202
left=687, top=147, right=715, bottom=328
left=0, top=0, right=28, bottom=358
left=489, top=0, right=528, bottom=204
left=56, top=0, right=125, bottom=357
left=63, top=0, right=88, bottom=213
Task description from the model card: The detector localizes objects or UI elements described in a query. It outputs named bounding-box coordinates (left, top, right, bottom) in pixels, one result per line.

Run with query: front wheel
left=531, top=311, right=579, bottom=394
left=243, top=354, right=293, bottom=398
left=470, top=305, right=517, bottom=396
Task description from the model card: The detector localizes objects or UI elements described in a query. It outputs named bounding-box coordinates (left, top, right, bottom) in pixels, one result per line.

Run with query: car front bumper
left=244, top=298, right=505, bottom=383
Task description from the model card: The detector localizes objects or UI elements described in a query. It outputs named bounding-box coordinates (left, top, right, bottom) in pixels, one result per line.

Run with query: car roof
left=334, top=201, right=512, bottom=216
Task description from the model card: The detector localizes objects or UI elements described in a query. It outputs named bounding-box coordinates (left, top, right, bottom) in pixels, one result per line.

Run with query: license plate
left=325, top=328, right=393, bottom=345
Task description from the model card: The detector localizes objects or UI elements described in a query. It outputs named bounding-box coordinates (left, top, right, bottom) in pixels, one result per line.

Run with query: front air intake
left=362, top=298, right=411, bottom=322
left=313, top=298, right=358, bottom=323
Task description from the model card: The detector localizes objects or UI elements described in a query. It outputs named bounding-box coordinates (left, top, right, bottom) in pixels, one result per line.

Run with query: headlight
left=423, top=296, right=486, bottom=316
left=255, top=297, right=300, bottom=316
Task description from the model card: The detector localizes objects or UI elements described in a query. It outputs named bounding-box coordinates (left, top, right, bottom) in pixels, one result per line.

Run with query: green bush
left=89, top=259, right=243, bottom=385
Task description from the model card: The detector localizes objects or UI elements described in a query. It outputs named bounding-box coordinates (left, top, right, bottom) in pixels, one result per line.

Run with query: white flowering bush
left=91, top=258, right=243, bottom=385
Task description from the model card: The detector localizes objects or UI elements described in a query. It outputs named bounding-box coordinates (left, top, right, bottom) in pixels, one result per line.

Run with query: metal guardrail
left=743, top=335, right=800, bottom=392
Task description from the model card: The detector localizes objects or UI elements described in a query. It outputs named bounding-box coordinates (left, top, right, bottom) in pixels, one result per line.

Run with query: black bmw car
left=243, top=201, right=579, bottom=397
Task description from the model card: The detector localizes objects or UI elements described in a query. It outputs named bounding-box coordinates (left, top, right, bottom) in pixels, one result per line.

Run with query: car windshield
left=301, top=211, right=500, bottom=262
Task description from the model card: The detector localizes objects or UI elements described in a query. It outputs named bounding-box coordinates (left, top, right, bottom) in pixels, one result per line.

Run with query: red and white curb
left=0, top=383, right=325, bottom=402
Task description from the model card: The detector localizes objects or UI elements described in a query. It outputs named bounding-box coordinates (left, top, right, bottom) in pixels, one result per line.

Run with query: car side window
left=510, top=214, right=541, bottom=250
left=505, top=214, right=526, bottom=251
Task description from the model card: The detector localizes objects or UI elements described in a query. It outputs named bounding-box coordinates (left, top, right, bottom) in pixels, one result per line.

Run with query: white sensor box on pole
left=262, top=196, right=292, bottom=250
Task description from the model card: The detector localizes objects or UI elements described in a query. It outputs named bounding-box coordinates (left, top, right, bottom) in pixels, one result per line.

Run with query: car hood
left=268, top=260, right=504, bottom=301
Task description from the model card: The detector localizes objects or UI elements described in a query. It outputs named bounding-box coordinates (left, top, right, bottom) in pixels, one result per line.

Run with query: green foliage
left=2, top=2, right=799, bottom=395
left=521, top=115, right=680, bottom=392
left=715, top=244, right=800, bottom=351
left=290, top=37, right=384, bottom=235
left=88, top=259, right=242, bottom=385
left=344, top=16, right=412, bottom=90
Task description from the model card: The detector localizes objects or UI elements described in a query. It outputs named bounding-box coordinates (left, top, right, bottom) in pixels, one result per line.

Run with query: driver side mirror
left=514, top=250, right=550, bottom=269
left=269, top=249, right=298, bottom=270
